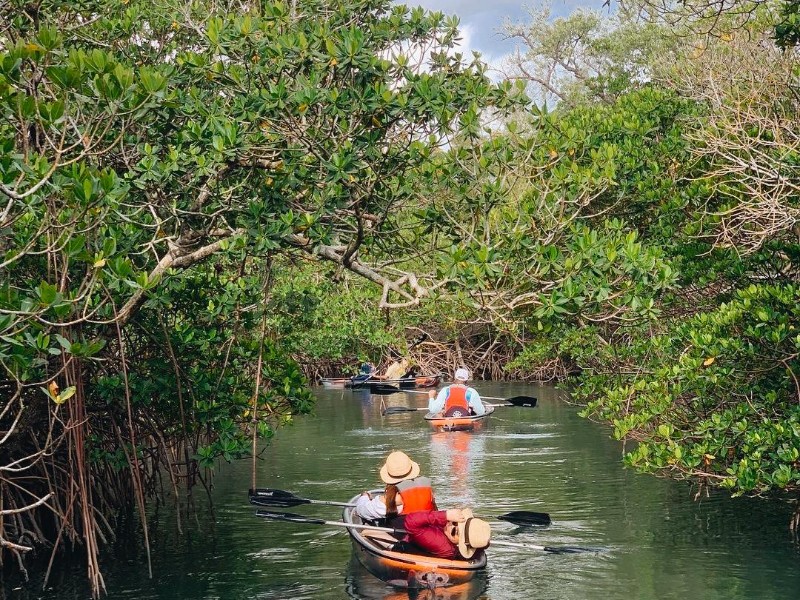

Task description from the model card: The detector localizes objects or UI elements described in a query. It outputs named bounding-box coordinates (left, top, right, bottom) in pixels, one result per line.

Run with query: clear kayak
left=424, top=404, right=495, bottom=432
left=342, top=491, right=486, bottom=589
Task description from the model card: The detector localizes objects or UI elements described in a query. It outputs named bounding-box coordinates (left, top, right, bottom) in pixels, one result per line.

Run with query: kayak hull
left=320, top=377, right=351, bottom=388
left=346, top=555, right=487, bottom=600
left=321, top=374, right=442, bottom=390
left=424, top=404, right=495, bottom=432
left=351, top=374, right=442, bottom=391
left=343, top=492, right=486, bottom=589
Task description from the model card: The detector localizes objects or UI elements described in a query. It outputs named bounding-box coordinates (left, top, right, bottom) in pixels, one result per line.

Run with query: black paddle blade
left=249, top=495, right=305, bottom=508
left=505, top=396, right=538, bottom=408
left=497, top=511, right=551, bottom=526
left=248, top=488, right=310, bottom=508
left=370, top=384, right=405, bottom=395
left=255, top=510, right=325, bottom=525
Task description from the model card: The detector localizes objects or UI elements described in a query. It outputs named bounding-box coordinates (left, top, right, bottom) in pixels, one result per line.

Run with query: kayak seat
left=444, top=406, right=472, bottom=418
left=362, top=529, right=400, bottom=549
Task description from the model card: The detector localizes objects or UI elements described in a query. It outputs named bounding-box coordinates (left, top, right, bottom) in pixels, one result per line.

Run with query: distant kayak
left=320, top=377, right=353, bottom=389
left=358, top=373, right=442, bottom=391
left=321, top=373, right=442, bottom=390
left=320, top=370, right=375, bottom=389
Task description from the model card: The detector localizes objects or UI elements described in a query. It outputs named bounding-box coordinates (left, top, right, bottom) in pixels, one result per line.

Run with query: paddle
left=348, top=372, right=374, bottom=387
left=496, top=511, right=551, bottom=527
left=248, top=488, right=355, bottom=508
left=381, top=395, right=538, bottom=416
left=370, top=386, right=537, bottom=405
left=248, top=487, right=551, bottom=526
left=370, top=384, right=437, bottom=395
left=387, top=332, right=428, bottom=360
left=255, top=510, right=595, bottom=554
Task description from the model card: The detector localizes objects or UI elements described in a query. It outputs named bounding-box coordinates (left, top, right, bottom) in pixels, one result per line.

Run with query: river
left=14, top=383, right=800, bottom=599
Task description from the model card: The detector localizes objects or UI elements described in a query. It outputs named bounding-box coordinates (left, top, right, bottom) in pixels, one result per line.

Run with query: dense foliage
left=484, top=7, right=800, bottom=499
left=3, top=0, right=800, bottom=593
left=0, top=0, right=524, bottom=592
left=262, top=13, right=800, bottom=502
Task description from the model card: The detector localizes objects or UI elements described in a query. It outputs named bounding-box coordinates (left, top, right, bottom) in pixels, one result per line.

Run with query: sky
left=405, top=1, right=611, bottom=66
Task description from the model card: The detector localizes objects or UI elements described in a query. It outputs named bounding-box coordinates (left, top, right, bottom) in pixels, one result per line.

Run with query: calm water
left=10, top=383, right=800, bottom=599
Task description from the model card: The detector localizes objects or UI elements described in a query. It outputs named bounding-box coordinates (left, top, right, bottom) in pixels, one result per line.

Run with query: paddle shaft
left=382, top=395, right=537, bottom=415
left=387, top=402, right=516, bottom=412
left=373, top=388, right=525, bottom=402
left=255, top=510, right=584, bottom=554
left=250, top=488, right=550, bottom=526
left=387, top=332, right=428, bottom=360
left=385, top=393, right=535, bottom=409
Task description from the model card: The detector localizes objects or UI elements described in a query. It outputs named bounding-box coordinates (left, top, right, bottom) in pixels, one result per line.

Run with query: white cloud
left=400, top=1, right=609, bottom=59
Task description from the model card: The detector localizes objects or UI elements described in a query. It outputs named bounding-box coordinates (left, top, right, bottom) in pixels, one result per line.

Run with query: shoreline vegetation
left=2, top=0, right=800, bottom=594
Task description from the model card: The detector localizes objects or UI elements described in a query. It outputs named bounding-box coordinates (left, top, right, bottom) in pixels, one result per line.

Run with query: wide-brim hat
left=379, top=451, right=420, bottom=484
left=457, top=509, right=491, bottom=559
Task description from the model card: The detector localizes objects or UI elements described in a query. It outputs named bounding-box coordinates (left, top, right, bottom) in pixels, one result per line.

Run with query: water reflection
left=17, top=383, right=800, bottom=600
left=429, top=431, right=486, bottom=506
left=345, top=557, right=488, bottom=600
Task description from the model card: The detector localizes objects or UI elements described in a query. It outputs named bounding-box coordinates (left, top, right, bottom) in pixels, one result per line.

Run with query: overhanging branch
left=116, top=229, right=244, bottom=326
left=285, top=233, right=429, bottom=308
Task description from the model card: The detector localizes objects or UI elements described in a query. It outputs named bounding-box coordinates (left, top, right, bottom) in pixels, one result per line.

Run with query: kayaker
left=355, top=450, right=437, bottom=523
left=358, top=362, right=376, bottom=377
left=393, top=508, right=491, bottom=560
left=382, top=358, right=410, bottom=381
left=427, top=367, right=485, bottom=417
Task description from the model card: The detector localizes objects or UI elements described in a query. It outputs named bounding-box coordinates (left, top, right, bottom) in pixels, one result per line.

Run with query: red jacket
left=401, top=511, right=458, bottom=559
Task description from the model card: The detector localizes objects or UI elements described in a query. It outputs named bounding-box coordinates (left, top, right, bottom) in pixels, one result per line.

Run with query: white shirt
left=355, top=493, right=387, bottom=520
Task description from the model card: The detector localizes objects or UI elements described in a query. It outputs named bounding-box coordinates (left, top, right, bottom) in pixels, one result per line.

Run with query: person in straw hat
left=392, top=508, right=491, bottom=560
left=382, top=357, right=410, bottom=381
left=428, top=367, right=485, bottom=417
left=355, top=450, right=437, bottom=524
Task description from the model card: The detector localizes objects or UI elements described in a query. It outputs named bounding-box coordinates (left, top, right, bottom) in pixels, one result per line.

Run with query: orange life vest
left=397, top=477, right=437, bottom=513
left=444, top=384, right=469, bottom=413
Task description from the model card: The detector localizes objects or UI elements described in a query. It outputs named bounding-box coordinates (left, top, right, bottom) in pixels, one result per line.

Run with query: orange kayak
left=424, top=404, right=495, bottom=432
left=343, top=491, right=486, bottom=589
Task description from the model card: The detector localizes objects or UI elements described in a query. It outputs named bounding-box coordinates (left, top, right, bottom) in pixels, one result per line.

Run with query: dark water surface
left=12, top=383, right=800, bottom=599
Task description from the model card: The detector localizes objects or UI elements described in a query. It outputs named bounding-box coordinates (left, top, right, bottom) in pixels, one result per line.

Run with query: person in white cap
left=427, top=367, right=485, bottom=416
left=355, top=450, right=437, bottom=523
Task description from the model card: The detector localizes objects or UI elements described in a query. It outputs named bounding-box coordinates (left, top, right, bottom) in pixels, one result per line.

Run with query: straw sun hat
left=457, top=509, right=491, bottom=559
left=379, top=451, right=420, bottom=484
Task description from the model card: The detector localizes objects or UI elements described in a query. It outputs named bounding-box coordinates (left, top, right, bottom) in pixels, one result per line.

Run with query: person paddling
left=355, top=450, right=437, bottom=524
left=428, top=367, right=485, bottom=417
left=392, top=508, right=491, bottom=560
left=382, top=358, right=410, bottom=381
